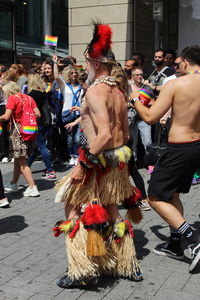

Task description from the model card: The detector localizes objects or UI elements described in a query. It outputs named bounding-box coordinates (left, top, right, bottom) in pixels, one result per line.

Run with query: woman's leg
left=18, top=157, right=35, bottom=187
left=0, top=169, right=6, bottom=199
left=10, top=159, right=21, bottom=184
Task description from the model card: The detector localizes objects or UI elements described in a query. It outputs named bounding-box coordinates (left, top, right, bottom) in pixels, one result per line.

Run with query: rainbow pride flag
left=0, top=124, right=2, bottom=136
left=22, top=126, right=38, bottom=134
left=44, top=35, right=58, bottom=47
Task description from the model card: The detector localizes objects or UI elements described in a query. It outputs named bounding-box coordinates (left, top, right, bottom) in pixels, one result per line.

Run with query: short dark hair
left=132, top=52, right=145, bottom=64
left=166, top=49, right=176, bottom=59
left=181, top=45, right=200, bottom=66
left=155, top=49, right=166, bottom=57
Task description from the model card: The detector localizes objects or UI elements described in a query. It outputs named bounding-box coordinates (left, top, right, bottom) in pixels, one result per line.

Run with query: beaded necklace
left=188, top=70, right=200, bottom=74
left=91, top=76, right=117, bottom=87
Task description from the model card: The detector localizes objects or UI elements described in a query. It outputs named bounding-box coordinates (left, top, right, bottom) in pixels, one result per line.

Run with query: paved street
left=0, top=161, right=200, bottom=300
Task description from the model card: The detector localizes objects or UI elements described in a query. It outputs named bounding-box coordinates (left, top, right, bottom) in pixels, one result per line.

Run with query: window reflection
left=0, top=9, right=13, bottom=49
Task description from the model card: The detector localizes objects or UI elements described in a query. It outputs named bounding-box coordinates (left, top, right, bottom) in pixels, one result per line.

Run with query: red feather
left=81, top=203, right=109, bottom=226
left=90, top=24, right=112, bottom=59
left=124, top=187, right=142, bottom=207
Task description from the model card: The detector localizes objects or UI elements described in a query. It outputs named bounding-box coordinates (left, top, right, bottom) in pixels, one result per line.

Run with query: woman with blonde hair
left=53, top=55, right=83, bottom=167
left=0, top=81, right=40, bottom=197
left=27, top=73, right=56, bottom=180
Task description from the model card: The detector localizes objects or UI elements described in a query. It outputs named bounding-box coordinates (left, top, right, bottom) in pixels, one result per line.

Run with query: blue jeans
left=66, top=124, right=80, bottom=157
left=28, top=125, right=53, bottom=172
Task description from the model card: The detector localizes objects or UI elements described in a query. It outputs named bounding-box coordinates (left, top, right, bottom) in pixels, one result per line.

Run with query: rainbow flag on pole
left=44, top=35, right=58, bottom=47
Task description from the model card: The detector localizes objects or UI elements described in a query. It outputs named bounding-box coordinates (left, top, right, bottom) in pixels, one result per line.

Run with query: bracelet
left=78, top=146, right=102, bottom=169
left=79, top=160, right=92, bottom=171
left=53, top=61, right=58, bottom=64
left=131, top=97, right=139, bottom=104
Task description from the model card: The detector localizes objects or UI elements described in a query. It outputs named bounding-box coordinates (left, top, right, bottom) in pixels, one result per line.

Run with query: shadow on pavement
left=34, top=179, right=56, bottom=191
left=149, top=224, right=169, bottom=242
left=0, top=215, right=28, bottom=235
left=134, top=228, right=150, bottom=260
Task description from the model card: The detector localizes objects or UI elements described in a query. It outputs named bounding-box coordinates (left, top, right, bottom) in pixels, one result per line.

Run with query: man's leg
left=148, top=193, right=184, bottom=229
left=150, top=193, right=185, bottom=259
left=149, top=193, right=200, bottom=272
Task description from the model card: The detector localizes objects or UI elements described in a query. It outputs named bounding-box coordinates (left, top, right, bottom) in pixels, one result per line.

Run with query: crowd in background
left=1, top=48, right=193, bottom=208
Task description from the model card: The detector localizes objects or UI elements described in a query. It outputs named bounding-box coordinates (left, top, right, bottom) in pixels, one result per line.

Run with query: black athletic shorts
left=148, top=139, right=200, bottom=202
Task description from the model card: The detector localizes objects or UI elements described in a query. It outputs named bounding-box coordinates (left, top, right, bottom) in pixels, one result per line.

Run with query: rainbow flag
left=44, top=35, right=58, bottom=47
left=0, top=124, right=2, bottom=136
left=22, top=126, right=38, bottom=134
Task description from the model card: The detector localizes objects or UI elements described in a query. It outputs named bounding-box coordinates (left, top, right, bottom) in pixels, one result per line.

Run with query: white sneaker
left=74, top=157, right=78, bottom=166
left=68, top=157, right=75, bottom=166
left=0, top=198, right=10, bottom=207
left=23, top=185, right=40, bottom=197
left=139, top=200, right=151, bottom=211
left=11, top=158, right=14, bottom=163
left=4, top=183, right=18, bottom=192
left=1, top=157, right=8, bottom=163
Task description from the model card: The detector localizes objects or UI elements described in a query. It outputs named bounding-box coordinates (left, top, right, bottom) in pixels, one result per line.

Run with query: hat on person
left=84, top=21, right=116, bottom=65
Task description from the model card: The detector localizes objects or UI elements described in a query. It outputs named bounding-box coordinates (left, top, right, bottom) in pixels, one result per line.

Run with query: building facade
left=68, top=0, right=200, bottom=70
left=1, top=0, right=200, bottom=69
left=68, top=0, right=179, bottom=70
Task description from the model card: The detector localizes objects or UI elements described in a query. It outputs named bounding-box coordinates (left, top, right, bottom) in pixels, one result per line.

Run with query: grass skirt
left=55, top=164, right=132, bottom=206
left=65, top=222, right=141, bottom=280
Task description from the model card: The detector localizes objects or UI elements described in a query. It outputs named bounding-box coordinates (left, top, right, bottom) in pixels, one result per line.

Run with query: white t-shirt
left=162, top=74, right=177, bottom=85
left=60, top=77, right=83, bottom=112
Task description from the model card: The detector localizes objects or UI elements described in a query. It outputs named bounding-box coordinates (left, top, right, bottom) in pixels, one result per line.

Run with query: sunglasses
left=174, top=62, right=181, bottom=68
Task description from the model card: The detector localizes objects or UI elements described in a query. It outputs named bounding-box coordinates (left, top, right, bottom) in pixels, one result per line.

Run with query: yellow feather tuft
left=123, top=145, right=132, bottom=160
left=116, top=150, right=126, bottom=163
left=98, top=153, right=107, bottom=168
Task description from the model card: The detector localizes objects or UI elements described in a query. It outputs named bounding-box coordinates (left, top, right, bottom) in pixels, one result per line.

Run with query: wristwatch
left=131, top=97, right=139, bottom=104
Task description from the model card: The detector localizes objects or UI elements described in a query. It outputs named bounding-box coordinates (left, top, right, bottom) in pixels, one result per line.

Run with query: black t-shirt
left=28, top=90, right=45, bottom=126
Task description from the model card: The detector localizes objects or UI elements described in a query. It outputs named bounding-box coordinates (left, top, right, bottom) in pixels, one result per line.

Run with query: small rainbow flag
left=0, top=124, right=2, bottom=136
left=44, top=35, right=58, bottom=47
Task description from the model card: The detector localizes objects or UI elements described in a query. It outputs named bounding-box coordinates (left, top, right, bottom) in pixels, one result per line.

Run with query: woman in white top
left=53, top=55, right=83, bottom=167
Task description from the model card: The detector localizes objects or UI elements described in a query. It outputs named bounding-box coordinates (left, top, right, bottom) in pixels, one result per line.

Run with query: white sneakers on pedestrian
left=68, top=157, right=75, bottom=166
left=4, top=183, right=18, bottom=192
left=1, top=157, right=8, bottom=163
left=23, top=185, right=40, bottom=197
left=0, top=197, right=10, bottom=207
left=68, top=157, right=78, bottom=167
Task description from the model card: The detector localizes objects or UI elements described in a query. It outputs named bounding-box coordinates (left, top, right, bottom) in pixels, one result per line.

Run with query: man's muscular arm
left=131, top=80, right=175, bottom=125
left=85, top=86, right=112, bottom=156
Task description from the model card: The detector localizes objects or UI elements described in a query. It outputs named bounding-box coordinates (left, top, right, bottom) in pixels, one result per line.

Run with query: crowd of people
left=0, top=22, right=200, bottom=289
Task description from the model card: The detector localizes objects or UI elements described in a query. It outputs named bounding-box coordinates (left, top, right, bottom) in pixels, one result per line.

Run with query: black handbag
left=143, top=124, right=168, bottom=168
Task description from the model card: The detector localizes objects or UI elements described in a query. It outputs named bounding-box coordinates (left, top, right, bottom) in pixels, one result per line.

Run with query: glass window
left=52, top=0, right=68, bottom=48
left=16, top=0, right=43, bottom=44
left=0, top=9, right=13, bottom=49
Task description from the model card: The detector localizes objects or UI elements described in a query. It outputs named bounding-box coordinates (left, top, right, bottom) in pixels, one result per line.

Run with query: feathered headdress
left=84, top=22, right=116, bottom=65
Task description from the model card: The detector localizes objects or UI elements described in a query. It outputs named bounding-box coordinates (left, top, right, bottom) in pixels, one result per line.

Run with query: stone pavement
left=0, top=161, right=200, bottom=300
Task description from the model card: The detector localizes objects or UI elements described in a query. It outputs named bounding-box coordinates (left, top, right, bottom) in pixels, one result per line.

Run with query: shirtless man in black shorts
left=131, top=45, right=200, bottom=273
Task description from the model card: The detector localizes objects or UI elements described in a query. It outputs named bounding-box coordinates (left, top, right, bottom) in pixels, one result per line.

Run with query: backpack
left=15, top=94, right=38, bottom=141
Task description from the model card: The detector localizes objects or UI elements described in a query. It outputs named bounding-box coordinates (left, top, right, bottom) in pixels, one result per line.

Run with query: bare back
left=81, top=83, right=128, bottom=150
left=169, top=74, right=200, bottom=142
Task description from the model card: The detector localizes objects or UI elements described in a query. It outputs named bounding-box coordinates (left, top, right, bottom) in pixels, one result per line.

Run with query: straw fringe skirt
left=55, top=164, right=132, bottom=206
left=66, top=222, right=141, bottom=280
